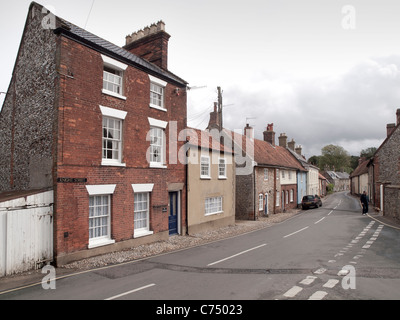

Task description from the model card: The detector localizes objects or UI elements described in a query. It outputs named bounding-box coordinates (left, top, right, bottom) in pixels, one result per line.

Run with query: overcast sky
left=1, top=0, right=400, bottom=158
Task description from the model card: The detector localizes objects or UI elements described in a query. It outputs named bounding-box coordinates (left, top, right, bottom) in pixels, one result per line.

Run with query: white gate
left=0, top=190, right=53, bottom=277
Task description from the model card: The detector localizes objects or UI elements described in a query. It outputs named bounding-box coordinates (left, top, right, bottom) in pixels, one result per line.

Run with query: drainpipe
left=274, top=168, right=277, bottom=214
left=185, top=148, right=189, bottom=235
left=253, top=166, right=256, bottom=221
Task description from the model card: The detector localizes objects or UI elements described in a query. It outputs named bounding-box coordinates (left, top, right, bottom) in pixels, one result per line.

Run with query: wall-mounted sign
left=57, top=178, right=87, bottom=183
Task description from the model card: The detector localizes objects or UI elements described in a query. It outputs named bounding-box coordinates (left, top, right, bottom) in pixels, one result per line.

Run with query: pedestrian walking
left=360, top=191, right=369, bottom=215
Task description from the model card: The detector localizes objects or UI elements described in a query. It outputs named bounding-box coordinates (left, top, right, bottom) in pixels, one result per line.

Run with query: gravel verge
left=62, top=209, right=301, bottom=271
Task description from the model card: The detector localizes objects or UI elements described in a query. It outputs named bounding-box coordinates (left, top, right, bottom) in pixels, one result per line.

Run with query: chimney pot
left=288, top=139, right=295, bottom=151
left=263, top=124, right=275, bottom=146
left=295, top=145, right=302, bottom=156
left=244, top=124, right=254, bottom=140
left=278, top=133, right=288, bottom=148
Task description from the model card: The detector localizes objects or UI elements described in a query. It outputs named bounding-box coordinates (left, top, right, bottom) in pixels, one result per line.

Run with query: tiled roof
left=38, top=2, right=188, bottom=86
left=186, top=128, right=233, bottom=153
left=350, top=160, right=369, bottom=177
left=223, top=129, right=306, bottom=171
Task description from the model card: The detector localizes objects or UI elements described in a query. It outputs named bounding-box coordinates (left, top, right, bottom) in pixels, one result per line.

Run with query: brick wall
left=53, top=34, right=187, bottom=262
left=281, top=184, right=297, bottom=211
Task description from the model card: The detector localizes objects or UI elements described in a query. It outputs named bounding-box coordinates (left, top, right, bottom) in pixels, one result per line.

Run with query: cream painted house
left=307, top=166, right=320, bottom=196
left=186, top=128, right=235, bottom=234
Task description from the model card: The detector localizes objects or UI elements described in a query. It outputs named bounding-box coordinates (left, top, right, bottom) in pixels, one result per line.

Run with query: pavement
left=367, top=210, right=400, bottom=230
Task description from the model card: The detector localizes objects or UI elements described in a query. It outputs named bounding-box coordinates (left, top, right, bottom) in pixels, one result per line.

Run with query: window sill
left=102, top=159, right=126, bottom=167
left=150, top=163, right=167, bottom=169
left=134, top=230, right=154, bottom=238
left=88, top=238, right=115, bottom=249
left=149, top=104, right=167, bottom=112
left=218, top=176, right=227, bottom=180
left=200, top=176, right=211, bottom=180
left=205, top=211, right=224, bottom=217
left=102, top=89, right=127, bottom=101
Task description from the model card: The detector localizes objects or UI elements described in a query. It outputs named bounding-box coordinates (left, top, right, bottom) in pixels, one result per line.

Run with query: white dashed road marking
left=300, top=276, right=317, bottom=285
left=280, top=210, right=384, bottom=300
left=207, top=244, right=267, bottom=266
left=323, top=279, right=340, bottom=289
left=313, top=268, right=327, bottom=275
left=283, top=226, right=309, bottom=239
left=308, top=291, right=328, bottom=300
left=283, top=286, right=303, bottom=298
left=105, top=284, right=156, bottom=300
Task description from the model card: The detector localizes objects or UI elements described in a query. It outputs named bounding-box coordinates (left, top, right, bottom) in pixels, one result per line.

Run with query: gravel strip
left=62, top=209, right=301, bottom=270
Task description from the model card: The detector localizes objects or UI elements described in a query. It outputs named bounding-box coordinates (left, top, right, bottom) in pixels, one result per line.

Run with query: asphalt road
left=1, top=191, right=400, bottom=301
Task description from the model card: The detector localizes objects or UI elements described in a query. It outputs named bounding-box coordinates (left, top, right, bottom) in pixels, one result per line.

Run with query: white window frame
left=290, top=189, right=294, bottom=203
left=200, top=156, right=211, bottom=179
left=149, top=75, right=167, bottom=112
left=100, top=106, right=127, bottom=167
left=286, top=191, right=289, bottom=204
left=132, top=184, right=154, bottom=238
left=259, top=194, right=263, bottom=211
left=86, top=184, right=116, bottom=249
left=276, top=191, right=280, bottom=207
left=101, top=55, right=128, bottom=100
left=218, top=157, right=227, bottom=179
left=133, top=192, right=153, bottom=238
left=147, top=118, right=168, bottom=168
left=205, top=196, right=223, bottom=216
left=264, top=168, right=268, bottom=180
left=276, top=169, right=279, bottom=180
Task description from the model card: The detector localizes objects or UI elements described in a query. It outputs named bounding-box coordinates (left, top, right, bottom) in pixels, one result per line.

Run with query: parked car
left=302, top=195, right=322, bottom=210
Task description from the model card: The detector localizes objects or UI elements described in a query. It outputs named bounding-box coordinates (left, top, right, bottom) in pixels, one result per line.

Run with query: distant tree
left=319, top=144, right=351, bottom=172
left=350, top=156, right=359, bottom=171
left=308, top=155, right=320, bottom=167
left=360, top=147, right=377, bottom=159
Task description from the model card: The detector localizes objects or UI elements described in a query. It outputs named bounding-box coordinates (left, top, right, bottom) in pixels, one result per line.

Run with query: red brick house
left=0, top=2, right=188, bottom=265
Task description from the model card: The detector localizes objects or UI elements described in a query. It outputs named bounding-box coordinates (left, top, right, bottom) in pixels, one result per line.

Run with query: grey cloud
left=223, top=56, right=400, bottom=157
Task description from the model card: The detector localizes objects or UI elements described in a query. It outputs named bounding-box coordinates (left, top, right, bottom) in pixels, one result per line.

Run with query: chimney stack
left=397, top=108, right=400, bottom=126
left=244, top=123, right=254, bottom=140
left=263, top=123, right=275, bottom=146
left=278, top=133, right=288, bottom=148
left=206, top=102, right=221, bottom=131
left=295, top=145, right=302, bottom=156
left=387, top=123, right=396, bottom=137
left=124, top=21, right=170, bottom=70
left=288, top=139, right=295, bottom=151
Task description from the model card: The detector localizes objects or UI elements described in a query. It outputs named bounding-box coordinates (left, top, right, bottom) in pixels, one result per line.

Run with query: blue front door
left=169, top=192, right=178, bottom=235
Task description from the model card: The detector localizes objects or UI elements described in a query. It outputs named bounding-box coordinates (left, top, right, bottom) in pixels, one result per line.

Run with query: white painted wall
left=0, top=190, right=53, bottom=277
